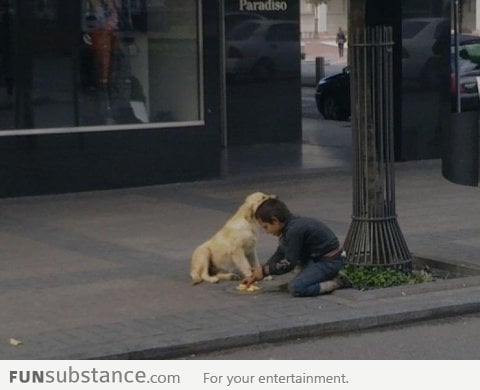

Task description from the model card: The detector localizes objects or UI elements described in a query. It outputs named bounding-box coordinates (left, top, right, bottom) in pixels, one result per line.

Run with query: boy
left=243, top=198, right=350, bottom=297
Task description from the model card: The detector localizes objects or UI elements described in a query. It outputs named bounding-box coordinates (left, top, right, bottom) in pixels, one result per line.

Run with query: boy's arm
left=242, top=247, right=285, bottom=286
left=244, top=225, right=305, bottom=285
left=263, top=244, right=299, bottom=276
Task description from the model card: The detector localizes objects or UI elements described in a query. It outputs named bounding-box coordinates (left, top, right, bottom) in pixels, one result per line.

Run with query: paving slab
left=1, top=159, right=480, bottom=359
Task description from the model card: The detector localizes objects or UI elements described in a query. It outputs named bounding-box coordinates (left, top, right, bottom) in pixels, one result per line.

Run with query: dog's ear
left=246, top=200, right=260, bottom=222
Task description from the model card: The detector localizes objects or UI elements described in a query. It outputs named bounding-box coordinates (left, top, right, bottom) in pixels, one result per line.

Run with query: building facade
left=0, top=0, right=477, bottom=198
left=0, top=0, right=224, bottom=197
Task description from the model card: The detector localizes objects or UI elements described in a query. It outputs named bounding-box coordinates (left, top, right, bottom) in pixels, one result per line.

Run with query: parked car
left=315, top=34, right=480, bottom=120
left=450, top=34, right=480, bottom=111
left=226, top=19, right=299, bottom=80
left=225, top=12, right=267, bottom=35
left=315, top=66, right=350, bottom=120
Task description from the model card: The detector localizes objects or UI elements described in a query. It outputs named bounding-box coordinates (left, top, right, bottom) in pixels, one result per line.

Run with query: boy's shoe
left=333, top=271, right=353, bottom=288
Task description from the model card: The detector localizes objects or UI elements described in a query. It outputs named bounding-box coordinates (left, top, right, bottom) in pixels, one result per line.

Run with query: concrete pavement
left=1, top=139, right=480, bottom=359
left=2, top=39, right=479, bottom=361
left=301, top=38, right=348, bottom=86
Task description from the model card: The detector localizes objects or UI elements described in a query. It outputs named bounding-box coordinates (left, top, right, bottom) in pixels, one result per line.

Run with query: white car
left=226, top=19, right=299, bottom=80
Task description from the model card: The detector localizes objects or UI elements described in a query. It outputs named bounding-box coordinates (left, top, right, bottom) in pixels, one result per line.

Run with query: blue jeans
left=288, top=255, right=344, bottom=297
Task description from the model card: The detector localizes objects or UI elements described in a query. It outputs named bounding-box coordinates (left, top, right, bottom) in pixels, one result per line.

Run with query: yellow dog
left=190, top=192, right=276, bottom=284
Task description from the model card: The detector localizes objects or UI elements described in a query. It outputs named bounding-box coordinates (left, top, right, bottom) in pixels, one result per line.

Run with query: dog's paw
left=230, top=274, right=241, bottom=281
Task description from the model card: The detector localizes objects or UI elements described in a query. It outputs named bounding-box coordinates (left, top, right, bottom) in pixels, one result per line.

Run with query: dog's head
left=243, top=192, right=277, bottom=220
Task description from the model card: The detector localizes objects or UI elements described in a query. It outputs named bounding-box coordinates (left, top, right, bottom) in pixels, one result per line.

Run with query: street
left=301, top=86, right=322, bottom=119
left=302, top=56, right=343, bottom=121
left=183, top=313, right=480, bottom=359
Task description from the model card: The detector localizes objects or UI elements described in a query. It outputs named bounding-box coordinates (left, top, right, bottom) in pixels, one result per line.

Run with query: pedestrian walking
left=336, top=27, right=346, bottom=58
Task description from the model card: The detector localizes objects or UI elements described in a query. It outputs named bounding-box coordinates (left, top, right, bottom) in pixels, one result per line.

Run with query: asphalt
left=2, top=42, right=480, bottom=360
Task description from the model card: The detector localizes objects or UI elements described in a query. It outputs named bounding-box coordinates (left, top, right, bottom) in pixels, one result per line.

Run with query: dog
left=190, top=192, right=276, bottom=285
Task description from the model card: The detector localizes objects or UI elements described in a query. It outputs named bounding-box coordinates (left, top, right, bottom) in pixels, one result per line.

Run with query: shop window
left=0, top=0, right=202, bottom=133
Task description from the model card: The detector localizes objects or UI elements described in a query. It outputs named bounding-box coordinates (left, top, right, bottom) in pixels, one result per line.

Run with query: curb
left=89, top=280, right=480, bottom=360
left=94, top=295, right=480, bottom=360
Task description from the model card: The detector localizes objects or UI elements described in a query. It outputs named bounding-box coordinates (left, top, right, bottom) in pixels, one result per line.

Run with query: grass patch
left=343, top=264, right=435, bottom=290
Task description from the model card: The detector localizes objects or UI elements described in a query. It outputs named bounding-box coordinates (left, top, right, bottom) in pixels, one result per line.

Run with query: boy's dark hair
left=255, top=198, right=292, bottom=223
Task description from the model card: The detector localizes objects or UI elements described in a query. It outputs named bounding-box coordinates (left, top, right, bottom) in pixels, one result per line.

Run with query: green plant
left=343, top=264, right=434, bottom=290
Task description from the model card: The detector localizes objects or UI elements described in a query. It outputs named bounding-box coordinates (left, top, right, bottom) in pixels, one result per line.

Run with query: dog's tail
left=190, top=245, right=211, bottom=285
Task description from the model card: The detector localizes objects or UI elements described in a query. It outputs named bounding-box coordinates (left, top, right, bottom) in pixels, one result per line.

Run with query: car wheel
left=322, top=96, right=342, bottom=120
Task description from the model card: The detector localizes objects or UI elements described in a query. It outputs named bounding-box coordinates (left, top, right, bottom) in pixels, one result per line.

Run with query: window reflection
left=226, top=18, right=298, bottom=82
left=450, top=36, right=480, bottom=112
left=80, top=0, right=201, bottom=127
left=0, top=0, right=201, bottom=132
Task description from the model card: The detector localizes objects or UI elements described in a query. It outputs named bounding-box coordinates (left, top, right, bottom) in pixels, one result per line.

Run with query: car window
left=459, top=43, right=480, bottom=61
left=451, top=42, right=480, bottom=71
left=227, top=22, right=260, bottom=40
left=265, top=23, right=297, bottom=42
left=402, top=21, right=429, bottom=39
left=459, top=43, right=480, bottom=69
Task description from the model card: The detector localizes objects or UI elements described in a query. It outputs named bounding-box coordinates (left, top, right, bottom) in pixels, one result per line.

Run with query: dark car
left=315, top=67, right=350, bottom=120
left=316, top=34, right=480, bottom=120
left=450, top=34, right=480, bottom=112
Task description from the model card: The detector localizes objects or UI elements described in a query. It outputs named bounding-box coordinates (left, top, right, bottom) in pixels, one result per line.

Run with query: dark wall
left=363, top=0, right=450, bottom=161
left=400, top=0, right=450, bottom=161
left=0, top=1, right=222, bottom=198
left=365, top=0, right=403, bottom=160
left=224, top=0, right=301, bottom=145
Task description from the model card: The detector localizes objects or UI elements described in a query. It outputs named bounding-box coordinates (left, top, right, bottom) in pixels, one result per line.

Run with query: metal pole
left=454, top=0, right=461, bottom=113
left=315, top=56, right=325, bottom=84
left=344, top=26, right=411, bottom=270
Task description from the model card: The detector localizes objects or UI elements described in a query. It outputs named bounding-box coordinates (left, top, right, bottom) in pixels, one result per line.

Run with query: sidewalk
left=303, top=38, right=348, bottom=64
left=1, top=146, right=480, bottom=359
left=301, top=39, right=348, bottom=86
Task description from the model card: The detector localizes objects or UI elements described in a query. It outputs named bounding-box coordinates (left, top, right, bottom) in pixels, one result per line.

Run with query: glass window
left=0, top=0, right=202, bottom=132
left=227, top=21, right=260, bottom=41
left=265, top=23, right=297, bottom=42
left=402, top=20, right=428, bottom=39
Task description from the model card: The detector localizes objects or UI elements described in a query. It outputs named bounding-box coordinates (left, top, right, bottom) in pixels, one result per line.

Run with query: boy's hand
left=242, top=266, right=264, bottom=287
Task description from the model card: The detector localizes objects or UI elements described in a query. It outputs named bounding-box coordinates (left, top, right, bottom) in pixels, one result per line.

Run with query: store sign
left=239, top=0, right=288, bottom=11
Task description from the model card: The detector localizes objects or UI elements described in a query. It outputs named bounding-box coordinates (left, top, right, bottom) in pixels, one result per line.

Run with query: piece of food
left=236, top=283, right=261, bottom=292
left=9, top=338, right=23, bottom=347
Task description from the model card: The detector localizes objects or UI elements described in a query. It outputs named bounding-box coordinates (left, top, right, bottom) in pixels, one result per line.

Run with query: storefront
left=0, top=0, right=223, bottom=197
left=0, top=0, right=304, bottom=198
left=3, top=1, right=473, bottom=197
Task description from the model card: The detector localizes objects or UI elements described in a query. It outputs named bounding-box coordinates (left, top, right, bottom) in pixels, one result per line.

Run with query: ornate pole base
left=344, top=216, right=412, bottom=271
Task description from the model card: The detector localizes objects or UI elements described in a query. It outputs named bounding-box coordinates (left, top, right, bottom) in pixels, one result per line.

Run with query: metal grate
left=343, top=26, right=412, bottom=270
